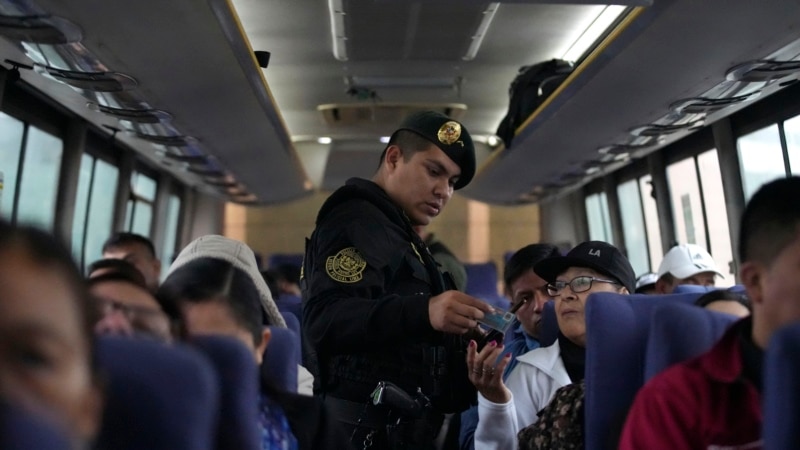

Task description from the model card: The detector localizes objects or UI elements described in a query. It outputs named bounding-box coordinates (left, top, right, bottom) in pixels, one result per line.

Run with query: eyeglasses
left=546, top=276, right=619, bottom=296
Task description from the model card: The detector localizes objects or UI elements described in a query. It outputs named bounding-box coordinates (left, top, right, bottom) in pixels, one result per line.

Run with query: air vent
left=134, top=133, right=196, bottom=147
left=187, top=166, right=225, bottom=178
left=318, top=103, right=467, bottom=127
left=37, top=65, right=137, bottom=92
left=726, top=60, right=800, bottom=83
left=669, top=92, right=760, bottom=114
left=0, top=14, right=82, bottom=44
left=629, top=120, right=704, bottom=137
left=88, top=103, right=171, bottom=123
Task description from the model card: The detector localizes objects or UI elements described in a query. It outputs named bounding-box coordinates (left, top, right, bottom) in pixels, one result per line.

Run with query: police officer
left=302, top=111, right=493, bottom=449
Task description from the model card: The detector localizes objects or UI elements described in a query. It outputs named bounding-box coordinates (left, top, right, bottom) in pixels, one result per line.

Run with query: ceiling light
left=380, top=136, right=390, bottom=144
left=328, top=0, right=347, bottom=61
left=561, top=5, right=627, bottom=63
left=463, top=3, right=500, bottom=61
left=487, top=136, right=500, bottom=147
left=317, top=137, right=332, bottom=144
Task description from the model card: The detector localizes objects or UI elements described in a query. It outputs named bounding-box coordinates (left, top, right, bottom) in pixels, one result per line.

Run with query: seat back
left=267, top=253, right=304, bottom=270
left=94, top=336, right=219, bottom=450
left=644, top=302, right=737, bottom=381
left=764, top=322, right=800, bottom=450
left=464, top=262, right=510, bottom=310
left=192, top=336, right=261, bottom=450
left=0, top=400, right=70, bottom=450
left=584, top=292, right=704, bottom=450
left=671, top=284, right=716, bottom=294
left=276, top=294, right=303, bottom=326
left=262, top=327, right=300, bottom=392
left=539, top=300, right=558, bottom=347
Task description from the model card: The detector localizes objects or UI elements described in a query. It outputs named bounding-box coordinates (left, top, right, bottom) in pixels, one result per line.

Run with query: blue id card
left=478, top=308, right=515, bottom=333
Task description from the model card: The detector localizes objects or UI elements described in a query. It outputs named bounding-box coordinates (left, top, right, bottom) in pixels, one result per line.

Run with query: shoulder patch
left=325, top=247, right=367, bottom=283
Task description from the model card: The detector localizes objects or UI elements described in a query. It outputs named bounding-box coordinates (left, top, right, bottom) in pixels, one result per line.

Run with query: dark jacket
left=301, top=178, right=475, bottom=413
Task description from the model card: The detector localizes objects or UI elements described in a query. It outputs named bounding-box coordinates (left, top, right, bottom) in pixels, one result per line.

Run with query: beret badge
left=437, top=121, right=463, bottom=146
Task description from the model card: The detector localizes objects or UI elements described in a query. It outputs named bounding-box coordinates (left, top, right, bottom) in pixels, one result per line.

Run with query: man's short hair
left=102, top=232, right=157, bottom=258
left=739, top=176, right=800, bottom=266
left=504, top=243, right=561, bottom=288
left=376, top=130, right=435, bottom=168
left=87, top=258, right=147, bottom=287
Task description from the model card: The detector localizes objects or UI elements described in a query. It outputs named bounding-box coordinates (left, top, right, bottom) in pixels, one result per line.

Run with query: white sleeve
left=504, top=364, right=545, bottom=434
left=297, top=364, right=314, bottom=396
left=475, top=391, right=519, bottom=450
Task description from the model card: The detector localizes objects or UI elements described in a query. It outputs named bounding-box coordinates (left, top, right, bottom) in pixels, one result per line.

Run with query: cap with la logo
left=533, top=240, right=636, bottom=292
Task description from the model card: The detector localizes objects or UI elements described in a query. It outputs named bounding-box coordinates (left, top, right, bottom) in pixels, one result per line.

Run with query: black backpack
left=495, top=59, right=574, bottom=149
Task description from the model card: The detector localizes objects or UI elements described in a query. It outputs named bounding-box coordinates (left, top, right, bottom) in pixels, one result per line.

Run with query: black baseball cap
left=392, top=111, right=476, bottom=190
left=533, top=241, right=636, bottom=293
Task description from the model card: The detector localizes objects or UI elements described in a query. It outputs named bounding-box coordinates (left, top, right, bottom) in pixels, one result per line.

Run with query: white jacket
left=474, top=341, right=572, bottom=450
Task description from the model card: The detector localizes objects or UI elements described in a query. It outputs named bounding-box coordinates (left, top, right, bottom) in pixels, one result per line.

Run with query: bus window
left=638, top=175, right=663, bottom=272
left=667, top=157, right=706, bottom=250
left=160, top=194, right=181, bottom=279
left=738, top=124, right=784, bottom=201
left=697, top=150, right=734, bottom=283
left=617, top=179, right=649, bottom=276
left=73, top=156, right=119, bottom=269
left=783, top=114, right=800, bottom=175
left=126, top=172, right=157, bottom=237
left=16, top=126, right=62, bottom=230
left=585, top=191, right=613, bottom=243
left=0, top=113, right=24, bottom=219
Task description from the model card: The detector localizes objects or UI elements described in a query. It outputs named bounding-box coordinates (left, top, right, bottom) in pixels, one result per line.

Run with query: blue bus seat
left=764, top=322, right=800, bottom=450
left=94, top=336, right=219, bottom=450
left=464, top=262, right=510, bottom=310
left=0, top=399, right=70, bottom=450
left=267, top=253, right=304, bottom=270
left=671, top=284, right=716, bottom=294
left=539, top=300, right=558, bottom=347
left=644, top=302, right=738, bottom=382
left=192, top=336, right=261, bottom=450
left=262, top=327, right=300, bottom=392
left=584, top=292, right=705, bottom=450
left=277, top=295, right=303, bottom=326
left=280, top=310, right=302, bottom=360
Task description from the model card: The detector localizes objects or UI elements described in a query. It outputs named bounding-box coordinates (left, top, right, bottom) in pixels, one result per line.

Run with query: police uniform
left=301, top=111, right=477, bottom=449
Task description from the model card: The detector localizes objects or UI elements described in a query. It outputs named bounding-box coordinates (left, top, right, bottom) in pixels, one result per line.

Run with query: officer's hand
left=466, top=339, right=512, bottom=404
left=428, top=291, right=492, bottom=334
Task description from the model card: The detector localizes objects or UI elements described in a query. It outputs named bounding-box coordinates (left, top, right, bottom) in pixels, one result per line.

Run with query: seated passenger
left=634, top=272, right=658, bottom=294
left=165, top=235, right=314, bottom=396
left=102, top=232, right=162, bottom=292
left=619, top=177, right=800, bottom=449
left=87, top=258, right=175, bottom=342
left=0, top=221, right=102, bottom=445
left=654, top=243, right=724, bottom=293
left=459, top=243, right=561, bottom=450
left=160, top=247, right=350, bottom=450
left=469, top=241, right=634, bottom=450
left=694, top=289, right=751, bottom=318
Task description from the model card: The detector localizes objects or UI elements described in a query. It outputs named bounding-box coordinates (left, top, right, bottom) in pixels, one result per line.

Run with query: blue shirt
left=458, top=322, right=541, bottom=450
left=259, top=394, right=298, bottom=450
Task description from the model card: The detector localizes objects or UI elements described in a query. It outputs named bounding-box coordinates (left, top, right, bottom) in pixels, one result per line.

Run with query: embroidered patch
left=325, top=247, right=366, bottom=283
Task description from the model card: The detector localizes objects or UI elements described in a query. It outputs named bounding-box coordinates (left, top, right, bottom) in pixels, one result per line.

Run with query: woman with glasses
left=468, top=241, right=635, bottom=450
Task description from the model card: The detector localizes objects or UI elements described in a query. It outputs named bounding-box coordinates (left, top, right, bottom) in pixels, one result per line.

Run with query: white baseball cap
left=657, top=244, right=724, bottom=280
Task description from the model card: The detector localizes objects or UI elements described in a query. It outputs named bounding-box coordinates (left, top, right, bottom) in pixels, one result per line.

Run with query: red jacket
left=619, top=320, right=762, bottom=450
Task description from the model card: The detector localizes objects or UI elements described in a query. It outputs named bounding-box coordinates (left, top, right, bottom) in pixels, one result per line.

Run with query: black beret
left=393, top=111, right=476, bottom=190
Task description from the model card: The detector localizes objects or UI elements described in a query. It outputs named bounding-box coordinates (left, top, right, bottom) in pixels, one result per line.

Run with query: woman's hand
left=466, top=339, right=512, bottom=404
